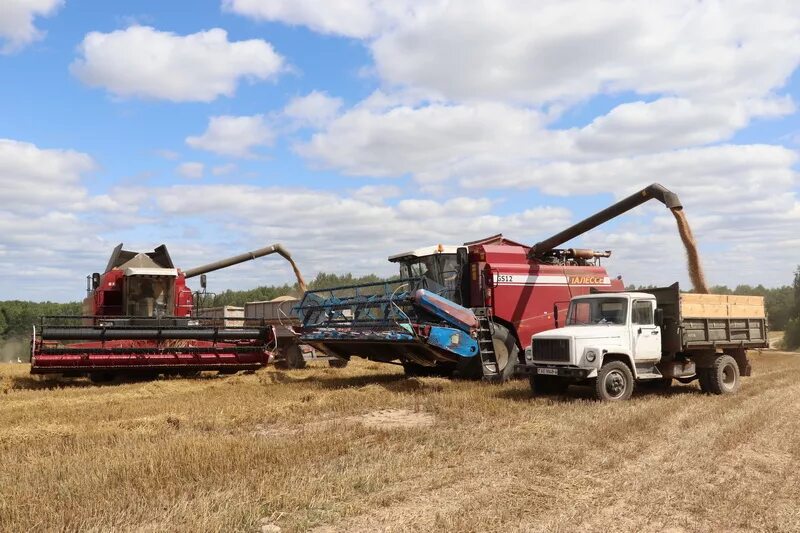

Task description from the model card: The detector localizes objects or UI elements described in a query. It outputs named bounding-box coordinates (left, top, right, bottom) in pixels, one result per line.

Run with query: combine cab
left=31, top=243, right=304, bottom=382
left=297, top=184, right=682, bottom=381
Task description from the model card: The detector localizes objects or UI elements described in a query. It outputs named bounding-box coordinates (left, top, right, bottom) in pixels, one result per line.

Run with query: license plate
left=537, top=367, right=558, bottom=376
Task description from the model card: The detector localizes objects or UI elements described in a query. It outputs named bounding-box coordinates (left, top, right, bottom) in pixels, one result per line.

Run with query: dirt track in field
left=1, top=349, right=799, bottom=532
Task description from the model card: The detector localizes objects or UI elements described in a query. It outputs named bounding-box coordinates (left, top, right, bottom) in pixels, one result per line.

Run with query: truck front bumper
left=516, top=364, right=594, bottom=379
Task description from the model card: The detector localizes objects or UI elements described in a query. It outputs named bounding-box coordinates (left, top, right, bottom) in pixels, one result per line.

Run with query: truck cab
left=524, top=292, right=664, bottom=389
left=522, top=292, right=680, bottom=400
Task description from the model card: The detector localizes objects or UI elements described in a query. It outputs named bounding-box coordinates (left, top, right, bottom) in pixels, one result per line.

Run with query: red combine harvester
left=297, top=183, right=682, bottom=380
left=31, top=243, right=305, bottom=382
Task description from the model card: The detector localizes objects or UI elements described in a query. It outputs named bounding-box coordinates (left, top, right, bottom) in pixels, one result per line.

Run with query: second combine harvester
left=31, top=243, right=307, bottom=381
left=296, top=183, right=684, bottom=381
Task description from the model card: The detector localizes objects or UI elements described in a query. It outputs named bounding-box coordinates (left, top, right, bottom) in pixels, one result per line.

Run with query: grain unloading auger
left=296, top=183, right=683, bottom=381
left=31, top=243, right=306, bottom=382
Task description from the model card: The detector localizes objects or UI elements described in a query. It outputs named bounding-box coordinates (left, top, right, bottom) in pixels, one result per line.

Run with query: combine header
left=31, top=243, right=305, bottom=382
left=296, top=184, right=683, bottom=381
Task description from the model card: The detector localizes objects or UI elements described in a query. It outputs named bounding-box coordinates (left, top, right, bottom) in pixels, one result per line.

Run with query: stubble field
left=1, top=347, right=798, bottom=532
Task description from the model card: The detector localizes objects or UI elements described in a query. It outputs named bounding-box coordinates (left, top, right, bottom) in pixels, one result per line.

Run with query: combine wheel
left=530, top=375, right=568, bottom=395
left=283, top=344, right=307, bottom=370
left=705, top=354, right=740, bottom=395
left=593, top=361, right=634, bottom=401
left=456, top=323, right=519, bottom=381
left=328, top=357, right=348, bottom=368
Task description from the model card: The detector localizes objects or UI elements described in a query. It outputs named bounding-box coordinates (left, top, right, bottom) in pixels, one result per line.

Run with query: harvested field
left=2, top=350, right=800, bottom=532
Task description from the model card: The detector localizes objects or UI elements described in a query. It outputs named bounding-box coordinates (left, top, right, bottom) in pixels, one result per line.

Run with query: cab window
left=632, top=300, right=654, bottom=325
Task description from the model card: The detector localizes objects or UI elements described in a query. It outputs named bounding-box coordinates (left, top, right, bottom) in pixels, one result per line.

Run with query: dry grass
left=1, top=350, right=800, bottom=532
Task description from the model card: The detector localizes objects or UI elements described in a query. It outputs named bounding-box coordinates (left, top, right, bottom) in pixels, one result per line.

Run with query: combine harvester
left=31, top=243, right=305, bottom=382
left=297, top=184, right=683, bottom=381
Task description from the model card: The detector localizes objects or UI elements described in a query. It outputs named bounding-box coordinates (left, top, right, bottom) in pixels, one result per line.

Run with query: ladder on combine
left=474, top=308, right=501, bottom=381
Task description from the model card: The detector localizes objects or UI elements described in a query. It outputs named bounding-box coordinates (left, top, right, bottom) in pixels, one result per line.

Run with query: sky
left=1, top=0, right=799, bottom=302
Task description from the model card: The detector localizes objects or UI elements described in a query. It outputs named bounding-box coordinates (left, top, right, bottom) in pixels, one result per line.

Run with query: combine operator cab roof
left=388, top=244, right=460, bottom=262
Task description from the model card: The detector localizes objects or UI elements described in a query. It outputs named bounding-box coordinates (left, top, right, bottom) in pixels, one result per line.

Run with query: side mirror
left=91, top=273, right=101, bottom=290
left=654, top=308, right=664, bottom=327
left=200, top=274, right=207, bottom=291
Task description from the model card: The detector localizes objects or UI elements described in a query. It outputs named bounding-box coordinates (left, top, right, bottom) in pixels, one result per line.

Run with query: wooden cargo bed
left=647, top=284, right=769, bottom=353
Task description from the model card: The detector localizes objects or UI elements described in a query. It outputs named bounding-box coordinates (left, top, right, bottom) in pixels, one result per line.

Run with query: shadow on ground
left=495, top=382, right=702, bottom=402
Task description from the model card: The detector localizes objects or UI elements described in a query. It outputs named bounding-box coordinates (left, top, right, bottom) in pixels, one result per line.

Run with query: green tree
left=785, top=266, right=800, bottom=350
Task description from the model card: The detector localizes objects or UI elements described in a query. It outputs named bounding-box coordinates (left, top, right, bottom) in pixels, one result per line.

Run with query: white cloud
left=284, top=91, right=343, bottom=128
left=186, top=115, right=274, bottom=158
left=228, top=1, right=800, bottom=105
left=212, top=163, right=238, bottom=176
left=574, top=96, right=795, bottom=156
left=221, top=0, right=405, bottom=38
left=0, top=139, right=134, bottom=300
left=177, top=162, right=204, bottom=179
left=0, top=0, right=62, bottom=53
left=297, top=100, right=557, bottom=181
left=371, top=1, right=800, bottom=105
left=70, top=26, right=284, bottom=102
left=0, top=138, right=98, bottom=213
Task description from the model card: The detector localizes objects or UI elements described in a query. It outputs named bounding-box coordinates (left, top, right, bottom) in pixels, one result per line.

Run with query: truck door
left=632, top=299, right=661, bottom=361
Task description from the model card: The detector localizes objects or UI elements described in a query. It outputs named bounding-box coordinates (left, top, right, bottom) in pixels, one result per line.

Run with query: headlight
left=585, top=349, right=597, bottom=362
left=525, top=346, right=533, bottom=362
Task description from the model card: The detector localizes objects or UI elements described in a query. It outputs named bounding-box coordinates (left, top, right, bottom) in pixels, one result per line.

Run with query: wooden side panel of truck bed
left=678, top=293, right=768, bottom=350
left=647, top=284, right=769, bottom=353
left=679, top=293, right=766, bottom=319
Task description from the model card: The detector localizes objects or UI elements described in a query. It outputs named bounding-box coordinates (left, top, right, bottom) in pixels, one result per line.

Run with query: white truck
left=518, top=284, right=768, bottom=401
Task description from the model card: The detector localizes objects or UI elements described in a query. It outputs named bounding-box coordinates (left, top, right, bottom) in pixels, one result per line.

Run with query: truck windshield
left=398, top=254, right=460, bottom=301
left=567, top=298, right=628, bottom=325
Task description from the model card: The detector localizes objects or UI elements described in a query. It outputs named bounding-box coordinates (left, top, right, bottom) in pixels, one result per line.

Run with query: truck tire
left=706, top=354, right=740, bottom=395
left=456, top=323, right=518, bottom=381
left=593, top=360, right=634, bottom=401
left=530, top=375, right=568, bottom=395
left=283, top=344, right=307, bottom=370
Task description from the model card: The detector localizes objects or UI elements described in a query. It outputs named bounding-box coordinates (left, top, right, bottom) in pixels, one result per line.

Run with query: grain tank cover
left=104, top=243, right=175, bottom=273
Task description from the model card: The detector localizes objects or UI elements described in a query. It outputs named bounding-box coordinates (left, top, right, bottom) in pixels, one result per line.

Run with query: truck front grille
left=532, top=338, right=570, bottom=362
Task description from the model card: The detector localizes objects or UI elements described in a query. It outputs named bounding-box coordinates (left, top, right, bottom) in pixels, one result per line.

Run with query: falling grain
left=671, top=207, right=709, bottom=293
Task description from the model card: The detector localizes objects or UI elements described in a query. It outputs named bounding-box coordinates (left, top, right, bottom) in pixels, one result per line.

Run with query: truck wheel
left=530, top=375, right=568, bottom=395
left=706, top=354, right=740, bottom=395
left=456, top=323, right=518, bottom=381
left=283, top=344, right=307, bottom=370
left=593, top=361, right=634, bottom=401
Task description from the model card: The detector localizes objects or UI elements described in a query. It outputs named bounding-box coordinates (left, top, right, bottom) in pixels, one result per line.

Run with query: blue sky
left=1, top=1, right=799, bottom=301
